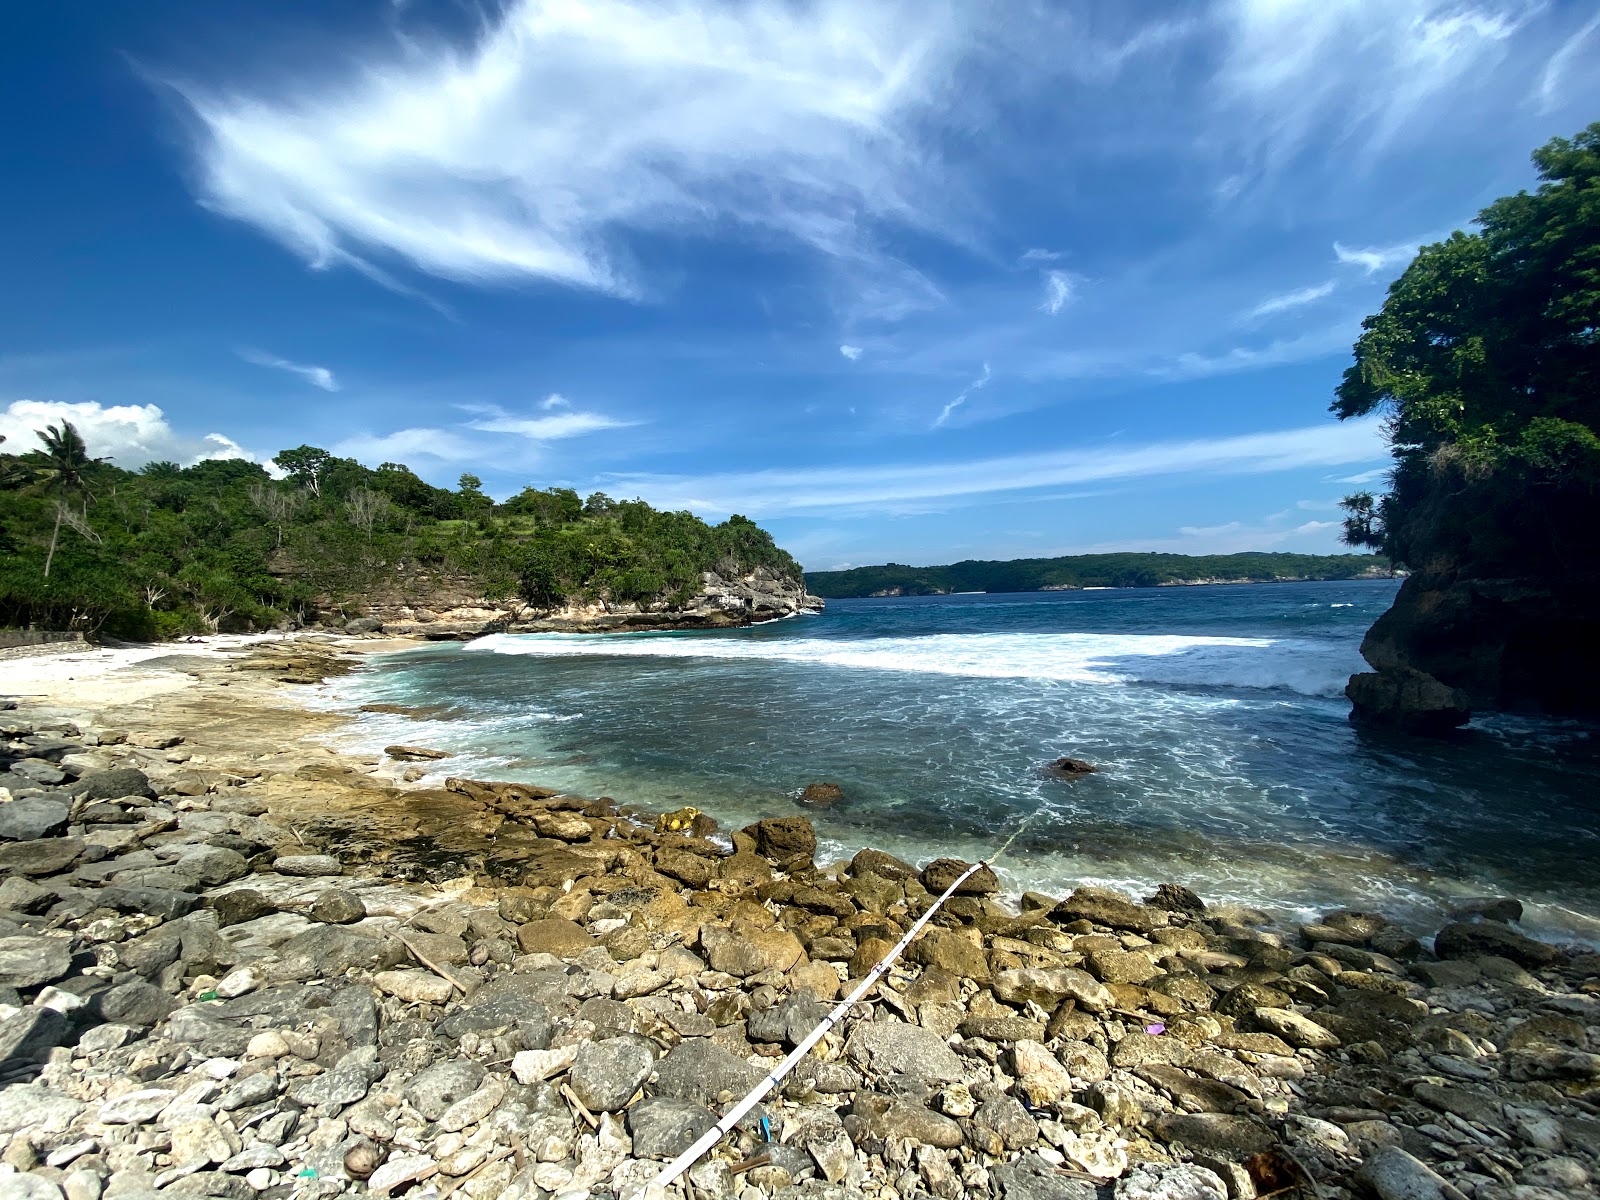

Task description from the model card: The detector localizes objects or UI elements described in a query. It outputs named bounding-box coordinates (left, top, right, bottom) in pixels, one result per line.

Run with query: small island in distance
left=806, top=550, right=1393, bottom=598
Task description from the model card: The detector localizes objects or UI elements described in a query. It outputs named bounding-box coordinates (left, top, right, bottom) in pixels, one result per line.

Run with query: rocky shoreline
left=0, top=639, right=1597, bottom=1200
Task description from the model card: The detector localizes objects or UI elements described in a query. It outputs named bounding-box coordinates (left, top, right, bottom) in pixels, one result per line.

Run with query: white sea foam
left=465, top=630, right=1362, bottom=697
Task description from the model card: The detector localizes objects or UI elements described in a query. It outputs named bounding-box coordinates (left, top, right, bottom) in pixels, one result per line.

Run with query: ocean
left=324, top=579, right=1600, bottom=944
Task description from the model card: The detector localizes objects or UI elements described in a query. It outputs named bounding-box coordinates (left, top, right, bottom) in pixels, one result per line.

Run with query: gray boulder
left=569, top=1035, right=655, bottom=1112
left=73, top=767, right=154, bottom=801
left=0, top=934, right=73, bottom=988
left=628, top=1097, right=718, bottom=1159
left=844, top=1018, right=964, bottom=1085
left=0, top=799, right=68, bottom=841
left=652, top=1039, right=765, bottom=1108
left=406, top=1060, right=486, bottom=1121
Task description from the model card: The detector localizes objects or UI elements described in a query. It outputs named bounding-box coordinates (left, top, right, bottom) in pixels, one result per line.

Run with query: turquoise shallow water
left=324, top=579, right=1600, bottom=943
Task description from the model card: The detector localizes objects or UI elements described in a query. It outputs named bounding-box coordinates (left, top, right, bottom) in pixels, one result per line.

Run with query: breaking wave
left=465, top=630, right=1360, bottom=697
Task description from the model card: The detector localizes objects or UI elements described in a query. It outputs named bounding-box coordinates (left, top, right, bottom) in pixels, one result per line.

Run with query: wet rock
left=849, top=848, right=919, bottom=882
left=310, top=888, right=366, bottom=924
left=1449, top=896, right=1523, bottom=923
left=1045, top=756, right=1099, bottom=776
left=920, top=857, right=999, bottom=896
left=1433, top=920, right=1563, bottom=967
left=1051, top=886, right=1168, bottom=934
left=798, top=782, right=844, bottom=808
left=1145, top=883, right=1206, bottom=914
left=844, top=1017, right=964, bottom=1084
left=0, top=798, right=69, bottom=841
left=272, top=854, right=342, bottom=877
left=569, top=1035, right=654, bottom=1112
left=0, top=934, right=73, bottom=988
left=73, top=767, right=153, bottom=800
left=627, top=1096, right=718, bottom=1158
left=743, top=816, right=817, bottom=862
left=384, top=744, right=451, bottom=761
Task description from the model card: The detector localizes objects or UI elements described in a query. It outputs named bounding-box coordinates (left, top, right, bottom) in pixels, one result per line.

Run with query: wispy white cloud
left=1019, top=248, right=1060, bottom=264
left=1245, top=280, right=1336, bottom=320
left=237, top=348, right=339, bottom=391
left=1532, top=12, right=1600, bottom=113
left=0, top=399, right=254, bottom=467
left=1330, top=466, right=1390, bottom=485
left=839, top=344, right=864, bottom=361
left=933, top=363, right=990, bottom=428
left=334, top=427, right=482, bottom=464
left=1333, top=238, right=1422, bottom=274
left=172, top=0, right=967, bottom=299
left=1213, top=0, right=1526, bottom=169
left=607, top=416, right=1388, bottom=516
left=1041, top=270, right=1076, bottom=316
left=467, top=408, right=632, bottom=440
left=539, top=393, right=570, bottom=411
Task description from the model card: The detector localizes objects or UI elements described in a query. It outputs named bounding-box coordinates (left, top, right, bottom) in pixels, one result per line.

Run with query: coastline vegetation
left=0, top=433, right=800, bottom=639
left=1333, top=122, right=1599, bottom=577
left=805, top=551, right=1390, bottom=598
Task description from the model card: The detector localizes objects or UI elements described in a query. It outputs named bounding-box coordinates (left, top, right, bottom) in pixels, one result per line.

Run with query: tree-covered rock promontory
left=1333, top=123, right=1600, bottom=731
left=0, top=431, right=816, bottom=639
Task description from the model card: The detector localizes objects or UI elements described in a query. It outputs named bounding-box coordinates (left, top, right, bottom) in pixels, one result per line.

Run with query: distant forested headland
left=806, top=552, right=1392, bottom=598
left=0, top=431, right=800, bottom=639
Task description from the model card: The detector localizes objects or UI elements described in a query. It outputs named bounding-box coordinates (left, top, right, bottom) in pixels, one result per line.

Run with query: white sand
left=0, top=633, right=295, bottom=708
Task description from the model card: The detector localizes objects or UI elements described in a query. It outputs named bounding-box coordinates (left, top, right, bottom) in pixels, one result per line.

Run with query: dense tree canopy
left=0, top=429, right=800, bottom=639
left=1334, top=123, right=1600, bottom=576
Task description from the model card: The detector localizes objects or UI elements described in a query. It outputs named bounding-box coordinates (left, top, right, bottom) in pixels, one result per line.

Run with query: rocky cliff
left=335, top=565, right=822, bottom=638
left=1346, top=571, right=1600, bottom=734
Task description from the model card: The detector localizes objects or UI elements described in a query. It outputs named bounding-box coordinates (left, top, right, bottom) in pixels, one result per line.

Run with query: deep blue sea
left=324, top=579, right=1600, bottom=943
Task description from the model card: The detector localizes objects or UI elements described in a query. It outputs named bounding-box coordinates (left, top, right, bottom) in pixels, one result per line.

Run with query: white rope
left=642, top=810, right=1043, bottom=1198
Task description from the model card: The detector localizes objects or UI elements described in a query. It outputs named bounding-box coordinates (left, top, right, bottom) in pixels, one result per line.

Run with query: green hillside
left=806, top=551, right=1391, bottom=598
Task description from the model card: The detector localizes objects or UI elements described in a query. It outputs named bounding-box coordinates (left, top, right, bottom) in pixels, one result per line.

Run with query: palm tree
left=28, top=421, right=104, bottom=577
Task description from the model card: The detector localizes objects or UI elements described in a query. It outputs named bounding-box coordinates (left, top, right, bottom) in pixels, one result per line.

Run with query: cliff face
left=337, top=565, right=823, bottom=638
left=1346, top=571, right=1600, bottom=733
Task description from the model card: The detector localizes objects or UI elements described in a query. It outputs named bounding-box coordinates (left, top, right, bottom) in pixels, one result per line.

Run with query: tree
left=24, top=421, right=105, bottom=578
left=248, top=482, right=305, bottom=548
left=345, top=487, right=392, bottom=539
left=1332, top=122, right=1600, bottom=571
left=272, top=446, right=333, bottom=497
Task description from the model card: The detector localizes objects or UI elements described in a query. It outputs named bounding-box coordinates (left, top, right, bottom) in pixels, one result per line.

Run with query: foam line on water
left=464, top=630, right=1361, bottom=697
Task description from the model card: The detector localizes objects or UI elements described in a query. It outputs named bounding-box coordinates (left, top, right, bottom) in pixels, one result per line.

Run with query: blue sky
left=2, top=1, right=1597, bottom=571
